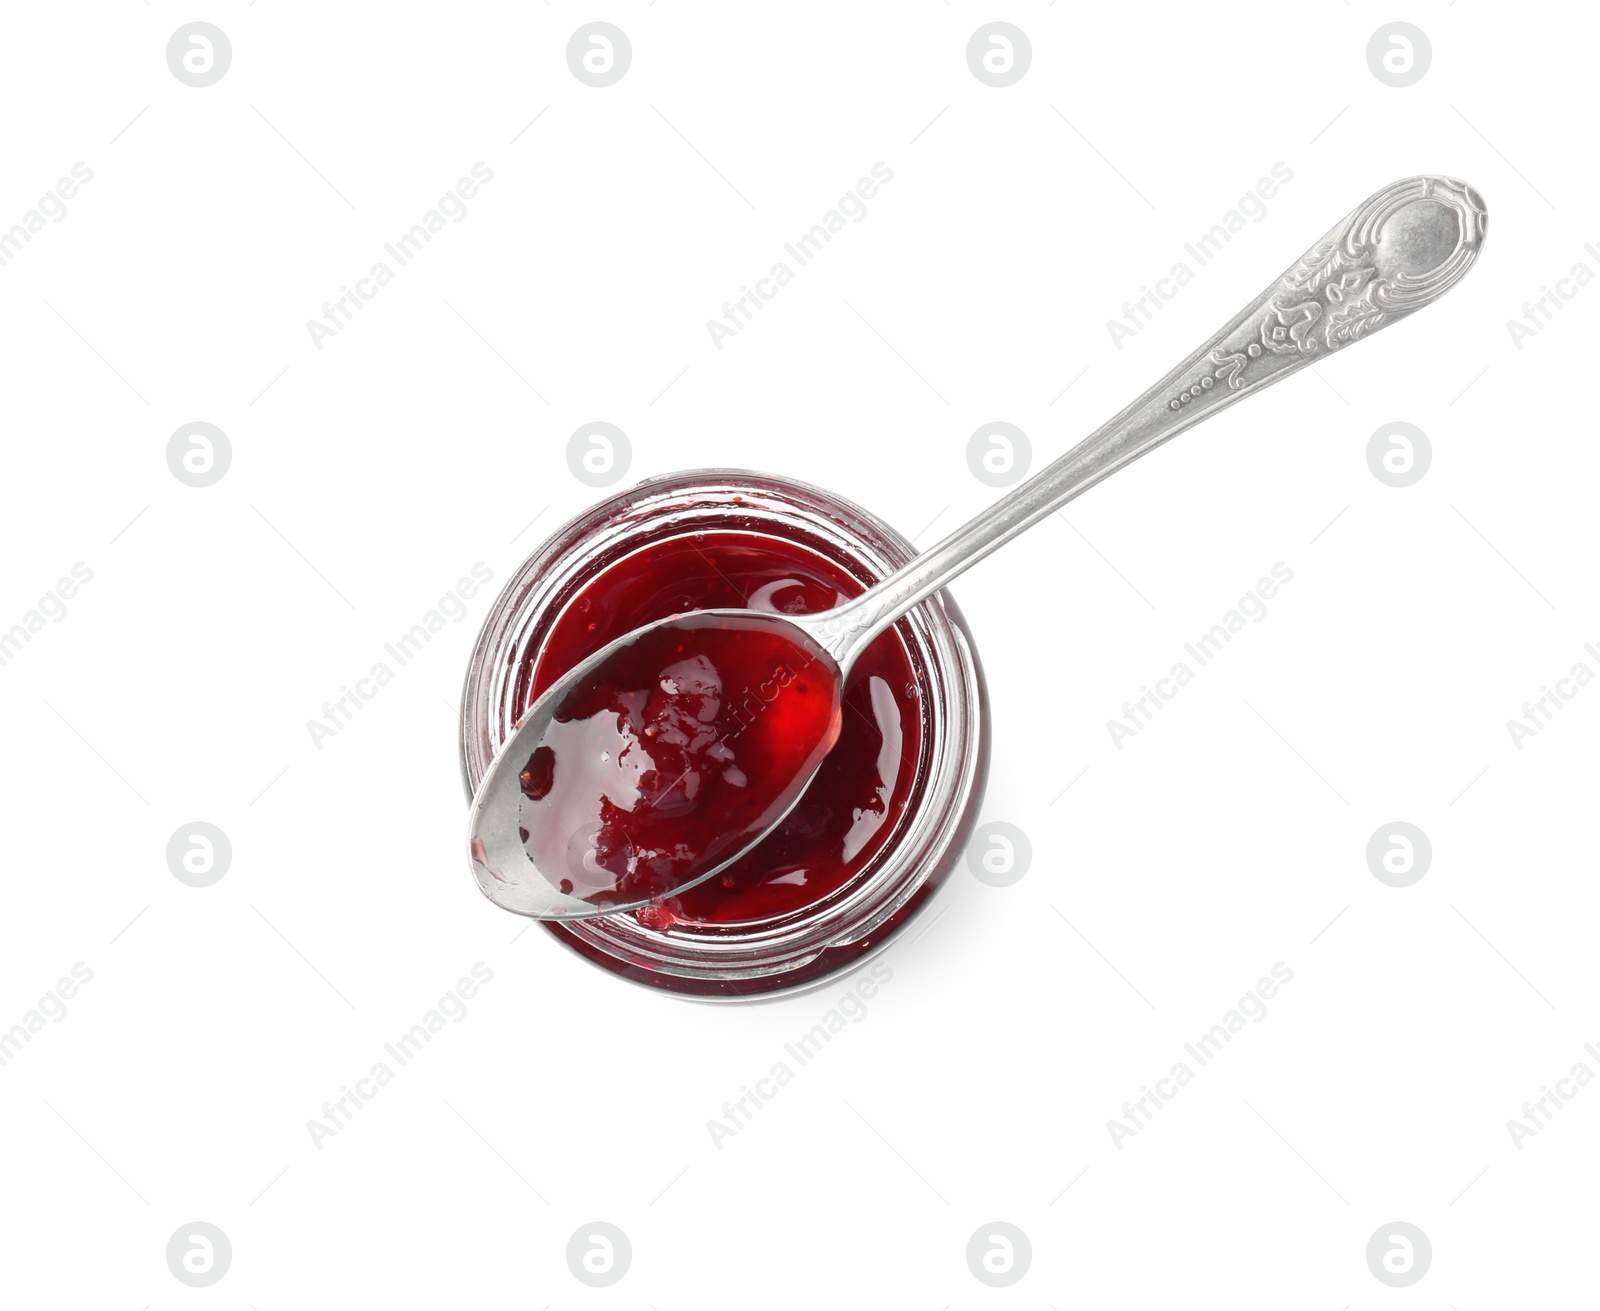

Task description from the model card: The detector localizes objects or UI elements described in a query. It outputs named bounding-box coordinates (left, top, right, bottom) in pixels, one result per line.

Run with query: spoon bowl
left=469, top=609, right=844, bottom=919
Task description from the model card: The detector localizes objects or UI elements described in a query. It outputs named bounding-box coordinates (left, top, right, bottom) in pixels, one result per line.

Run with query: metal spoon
left=470, top=175, right=1487, bottom=921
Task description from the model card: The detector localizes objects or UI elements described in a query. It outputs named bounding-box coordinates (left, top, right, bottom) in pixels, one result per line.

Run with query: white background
left=1, top=3, right=1594, bottom=1306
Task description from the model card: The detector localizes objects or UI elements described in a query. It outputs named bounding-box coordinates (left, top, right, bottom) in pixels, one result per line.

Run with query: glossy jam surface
left=518, top=614, right=842, bottom=907
left=525, top=532, right=926, bottom=926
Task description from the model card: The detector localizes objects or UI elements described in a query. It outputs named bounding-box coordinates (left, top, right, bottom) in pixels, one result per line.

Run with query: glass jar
left=459, top=470, right=988, bottom=1000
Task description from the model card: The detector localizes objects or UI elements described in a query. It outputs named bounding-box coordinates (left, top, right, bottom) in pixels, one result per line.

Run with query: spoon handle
left=815, top=175, right=1487, bottom=665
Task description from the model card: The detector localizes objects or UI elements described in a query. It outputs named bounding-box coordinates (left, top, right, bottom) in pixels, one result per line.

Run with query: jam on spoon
left=470, top=174, right=1486, bottom=921
left=510, top=613, right=843, bottom=908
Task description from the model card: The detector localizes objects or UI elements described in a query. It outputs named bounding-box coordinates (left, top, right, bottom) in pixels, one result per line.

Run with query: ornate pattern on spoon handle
left=1167, top=175, right=1487, bottom=411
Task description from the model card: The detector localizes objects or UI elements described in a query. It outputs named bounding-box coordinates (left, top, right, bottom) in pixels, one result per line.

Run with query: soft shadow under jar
left=459, top=470, right=988, bottom=1000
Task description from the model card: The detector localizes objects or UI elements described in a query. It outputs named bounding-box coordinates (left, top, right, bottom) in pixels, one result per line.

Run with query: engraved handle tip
left=1173, top=175, right=1488, bottom=410
left=1282, top=174, right=1488, bottom=336
left=1362, top=174, right=1487, bottom=310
